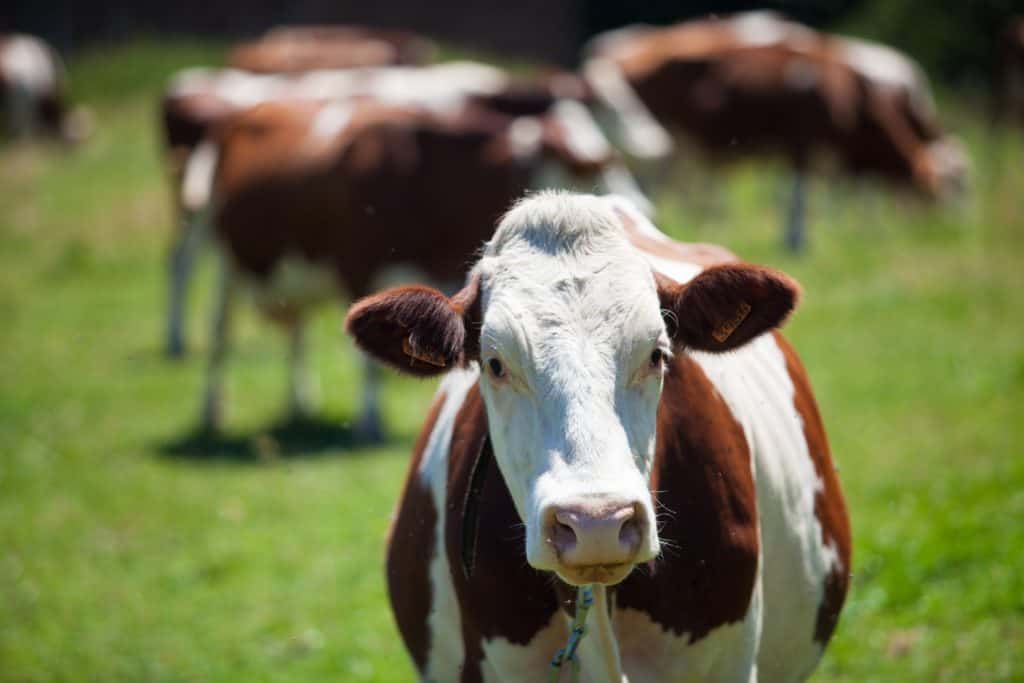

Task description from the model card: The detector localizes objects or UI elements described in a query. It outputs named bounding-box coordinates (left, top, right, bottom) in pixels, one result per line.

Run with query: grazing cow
left=160, top=60, right=513, bottom=357
left=346, top=192, right=850, bottom=681
left=0, top=33, right=90, bottom=142
left=584, top=12, right=967, bottom=249
left=192, top=100, right=647, bottom=436
left=228, top=25, right=435, bottom=73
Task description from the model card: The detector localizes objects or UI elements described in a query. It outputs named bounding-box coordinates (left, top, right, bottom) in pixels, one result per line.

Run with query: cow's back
left=212, top=101, right=529, bottom=297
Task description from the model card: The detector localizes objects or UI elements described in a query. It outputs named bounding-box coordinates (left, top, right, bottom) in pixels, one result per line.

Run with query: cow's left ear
left=656, top=265, right=801, bottom=352
left=345, top=276, right=481, bottom=376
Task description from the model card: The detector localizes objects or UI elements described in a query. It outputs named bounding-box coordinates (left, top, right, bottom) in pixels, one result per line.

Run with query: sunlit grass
left=0, top=39, right=1022, bottom=682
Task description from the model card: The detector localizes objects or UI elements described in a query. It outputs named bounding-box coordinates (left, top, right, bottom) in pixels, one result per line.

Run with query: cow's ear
left=656, top=265, right=801, bottom=352
left=345, top=277, right=480, bottom=376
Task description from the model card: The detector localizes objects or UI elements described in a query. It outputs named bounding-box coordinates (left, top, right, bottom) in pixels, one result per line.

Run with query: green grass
left=1, top=40, right=1022, bottom=681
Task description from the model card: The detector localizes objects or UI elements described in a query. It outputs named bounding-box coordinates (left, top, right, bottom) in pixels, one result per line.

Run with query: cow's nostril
left=551, top=520, right=577, bottom=556
left=619, top=518, right=641, bottom=553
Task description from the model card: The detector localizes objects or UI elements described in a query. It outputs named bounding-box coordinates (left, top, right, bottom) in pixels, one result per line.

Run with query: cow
left=228, top=25, right=435, bottom=74
left=583, top=11, right=967, bottom=250
left=160, top=60, right=513, bottom=357
left=0, top=33, right=90, bottom=142
left=345, top=191, right=851, bottom=681
left=190, top=99, right=649, bottom=437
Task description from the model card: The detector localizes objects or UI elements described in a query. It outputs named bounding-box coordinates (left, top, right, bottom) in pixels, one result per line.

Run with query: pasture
left=1, top=40, right=1022, bottom=681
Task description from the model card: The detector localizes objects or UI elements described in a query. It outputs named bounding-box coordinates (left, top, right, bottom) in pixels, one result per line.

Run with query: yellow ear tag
left=402, top=337, right=448, bottom=368
left=711, top=302, right=752, bottom=343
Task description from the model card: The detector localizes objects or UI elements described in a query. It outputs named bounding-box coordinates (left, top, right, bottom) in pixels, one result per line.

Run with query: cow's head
left=346, top=193, right=799, bottom=586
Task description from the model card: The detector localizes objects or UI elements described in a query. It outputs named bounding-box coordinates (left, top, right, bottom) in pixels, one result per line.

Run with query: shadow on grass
left=156, top=416, right=401, bottom=463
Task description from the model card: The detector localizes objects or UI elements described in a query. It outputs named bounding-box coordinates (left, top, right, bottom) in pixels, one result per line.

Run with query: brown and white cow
left=228, top=25, right=435, bottom=74
left=191, top=100, right=648, bottom=436
left=161, top=60, right=515, bottom=357
left=0, top=33, right=90, bottom=142
left=346, top=192, right=850, bottom=681
left=584, top=12, right=967, bottom=249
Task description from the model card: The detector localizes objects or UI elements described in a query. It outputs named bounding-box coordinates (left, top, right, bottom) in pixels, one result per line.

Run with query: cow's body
left=366, top=196, right=850, bottom=681
left=161, top=61, right=509, bottom=185
left=228, top=25, right=434, bottom=74
left=587, top=12, right=962, bottom=195
left=0, top=33, right=88, bottom=141
left=584, top=12, right=966, bottom=250
left=160, top=60, right=518, bottom=357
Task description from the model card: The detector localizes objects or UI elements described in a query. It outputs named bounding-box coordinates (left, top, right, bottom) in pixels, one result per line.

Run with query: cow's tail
left=582, top=56, right=673, bottom=160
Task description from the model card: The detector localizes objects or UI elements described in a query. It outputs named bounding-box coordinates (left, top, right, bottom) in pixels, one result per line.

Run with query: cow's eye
left=649, top=348, right=665, bottom=368
left=487, top=357, right=506, bottom=379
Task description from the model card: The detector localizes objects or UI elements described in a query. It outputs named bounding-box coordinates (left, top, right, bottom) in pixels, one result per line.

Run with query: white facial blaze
left=472, top=193, right=665, bottom=569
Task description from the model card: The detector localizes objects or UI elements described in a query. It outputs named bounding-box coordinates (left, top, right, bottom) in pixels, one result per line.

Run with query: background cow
left=192, top=99, right=646, bottom=437
left=160, top=60, right=512, bottom=357
left=0, top=33, right=90, bottom=142
left=584, top=12, right=967, bottom=250
left=347, top=192, right=850, bottom=681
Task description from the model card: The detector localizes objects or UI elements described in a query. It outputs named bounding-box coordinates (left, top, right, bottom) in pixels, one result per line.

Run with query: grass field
left=1, top=40, right=1022, bottom=682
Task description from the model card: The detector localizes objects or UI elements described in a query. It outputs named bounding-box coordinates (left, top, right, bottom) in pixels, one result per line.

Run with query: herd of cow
left=1, top=14, right=1016, bottom=681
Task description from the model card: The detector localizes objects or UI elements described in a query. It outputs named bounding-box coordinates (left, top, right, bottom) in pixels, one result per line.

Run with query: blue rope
left=549, top=585, right=596, bottom=683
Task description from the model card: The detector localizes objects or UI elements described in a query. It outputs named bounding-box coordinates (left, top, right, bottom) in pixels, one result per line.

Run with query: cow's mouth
left=556, top=562, right=634, bottom=586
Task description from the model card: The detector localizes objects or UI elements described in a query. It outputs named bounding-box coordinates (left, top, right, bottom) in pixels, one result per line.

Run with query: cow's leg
left=286, top=317, right=316, bottom=420
left=784, top=170, right=808, bottom=253
left=7, top=82, right=36, bottom=137
left=166, top=207, right=207, bottom=358
left=200, top=255, right=235, bottom=431
left=355, top=357, right=384, bottom=442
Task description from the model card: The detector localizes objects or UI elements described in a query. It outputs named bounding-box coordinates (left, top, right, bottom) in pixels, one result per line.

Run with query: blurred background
left=1, top=1, right=1022, bottom=681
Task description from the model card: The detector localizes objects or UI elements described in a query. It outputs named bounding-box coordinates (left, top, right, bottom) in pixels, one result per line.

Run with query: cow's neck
left=449, top=387, right=628, bottom=680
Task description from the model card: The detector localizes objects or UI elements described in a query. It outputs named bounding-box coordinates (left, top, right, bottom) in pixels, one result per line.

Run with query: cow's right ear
left=345, top=277, right=480, bottom=376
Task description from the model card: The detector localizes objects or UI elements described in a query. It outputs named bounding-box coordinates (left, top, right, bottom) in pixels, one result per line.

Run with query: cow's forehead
left=476, top=193, right=664, bottom=356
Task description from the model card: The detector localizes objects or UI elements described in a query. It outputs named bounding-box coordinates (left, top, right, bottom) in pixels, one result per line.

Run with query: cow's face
left=346, top=193, right=799, bottom=586
left=472, top=196, right=669, bottom=585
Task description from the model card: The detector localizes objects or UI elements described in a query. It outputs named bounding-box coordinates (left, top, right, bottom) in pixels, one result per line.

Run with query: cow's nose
left=546, top=502, right=644, bottom=567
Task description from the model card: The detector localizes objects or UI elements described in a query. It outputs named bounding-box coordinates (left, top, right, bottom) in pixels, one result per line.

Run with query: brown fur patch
left=386, top=390, right=448, bottom=672
left=615, top=206, right=740, bottom=268
left=615, top=353, right=760, bottom=642
left=774, top=332, right=852, bottom=645
left=444, top=387, right=560, bottom=680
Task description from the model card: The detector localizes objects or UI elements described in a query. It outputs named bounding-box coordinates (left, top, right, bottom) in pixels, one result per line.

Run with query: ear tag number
left=402, top=337, right=447, bottom=368
left=711, top=301, right=752, bottom=343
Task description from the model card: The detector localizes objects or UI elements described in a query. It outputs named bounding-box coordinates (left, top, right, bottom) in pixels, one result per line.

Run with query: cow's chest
left=610, top=603, right=760, bottom=683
